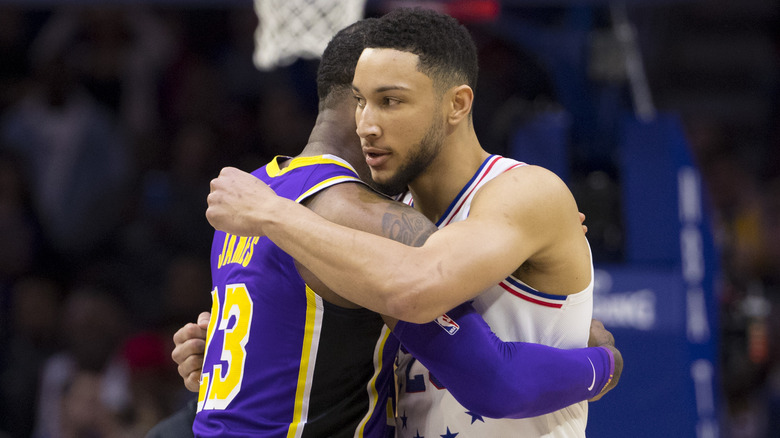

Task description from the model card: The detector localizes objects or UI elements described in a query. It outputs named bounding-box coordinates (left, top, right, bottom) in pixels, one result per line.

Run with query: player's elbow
left=382, top=280, right=443, bottom=324
left=383, top=288, right=435, bottom=324
left=379, top=259, right=452, bottom=323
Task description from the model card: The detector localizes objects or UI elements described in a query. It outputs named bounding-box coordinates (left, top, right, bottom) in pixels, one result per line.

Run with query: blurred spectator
left=27, top=282, right=190, bottom=438
left=29, top=7, right=175, bottom=139
left=118, top=122, right=217, bottom=324
left=33, top=286, right=128, bottom=438
left=57, top=369, right=125, bottom=438
left=0, top=42, right=133, bottom=267
left=690, top=122, right=774, bottom=437
left=0, top=7, right=31, bottom=115
left=0, top=276, right=61, bottom=438
left=0, top=150, right=41, bottom=286
left=760, top=177, right=780, bottom=438
left=758, top=176, right=780, bottom=290
left=159, top=254, right=211, bottom=328
left=119, top=331, right=183, bottom=435
left=129, top=122, right=216, bottom=253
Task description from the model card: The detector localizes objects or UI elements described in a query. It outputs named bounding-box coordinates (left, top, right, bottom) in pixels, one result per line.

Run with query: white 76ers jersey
left=395, top=155, right=594, bottom=438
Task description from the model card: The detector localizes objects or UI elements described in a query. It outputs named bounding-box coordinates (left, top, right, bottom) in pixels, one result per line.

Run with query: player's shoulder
left=482, top=163, right=570, bottom=201
left=467, top=164, right=577, bottom=232
left=503, top=162, right=563, bottom=180
left=304, top=177, right=372, bottom=206
left=303, top=180, right=393, bottom=220
left=305, top=179, right=434, bottom=247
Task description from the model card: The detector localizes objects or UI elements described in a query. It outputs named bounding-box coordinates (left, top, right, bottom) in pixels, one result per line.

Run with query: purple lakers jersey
left=194, top=155, right=398, bottom=438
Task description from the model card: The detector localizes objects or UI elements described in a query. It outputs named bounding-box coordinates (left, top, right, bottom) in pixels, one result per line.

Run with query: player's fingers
left=197, top=311, right=211, bottom=328
left=172, top=338, right=207, bottom=365
left=185, top=371, right=201, bottom=393
left=178, top=354, right=204, bottom=380
left=172, top=323, right=197, bottom=345
left=599, top=326, right=615, bottom=346
left=173, top=322, right=207, bottom=346
left=578, top=212, right=588, bottom=234
left=588, top=319, right=615, bottom=347
left=590, top=318, right=605, bottom=330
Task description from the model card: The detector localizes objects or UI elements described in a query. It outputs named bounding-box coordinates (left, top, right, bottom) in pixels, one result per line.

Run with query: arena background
left=0, top=0, right=777, bottom=437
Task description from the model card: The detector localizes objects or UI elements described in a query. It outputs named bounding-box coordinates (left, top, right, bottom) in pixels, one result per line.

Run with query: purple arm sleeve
left=392, top=301, right=615, bottom=419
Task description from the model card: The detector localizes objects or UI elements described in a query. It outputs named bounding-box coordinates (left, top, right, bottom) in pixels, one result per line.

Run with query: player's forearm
left=393, top=302, right=615, bottom=418
left=262, top=196, right=432, bottom=318
left=259, top=195, right=509, bottom=322
left=207, top=166, right=435, bottom=316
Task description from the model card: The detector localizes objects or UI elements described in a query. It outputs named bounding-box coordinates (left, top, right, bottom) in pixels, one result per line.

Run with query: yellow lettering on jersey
left=197, top=288, right=221, bottom=412
left=218, top=234, right=229, bottom=268
left=218, top=234, right=237, bottom=269
left=241, top=237, right=260, bottom=267
left=200, top=284, right=254, bottom=410
left=231, top=237, right=248, bottom=264
left=218, top=234, right=260, bottom=268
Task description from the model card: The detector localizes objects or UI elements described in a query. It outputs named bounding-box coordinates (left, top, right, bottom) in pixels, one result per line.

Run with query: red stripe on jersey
left=499, top=282, right=564, bottom=309
left=442, top=157, right=502, bottom=225
left=441, top=158, right=526, bottom=226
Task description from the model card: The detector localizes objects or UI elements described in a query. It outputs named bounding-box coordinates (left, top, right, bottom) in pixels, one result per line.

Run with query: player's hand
left=579, top=212, right=588, bottom=235
left=207, top=166, right=279, bottom=237
left=172, top=311, right=211, bottom=392
left=587, top=318, right=623, bottom=401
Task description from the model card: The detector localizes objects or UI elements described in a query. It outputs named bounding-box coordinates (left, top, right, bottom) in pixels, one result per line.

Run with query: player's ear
left=447, top=85, right=473, bottom=126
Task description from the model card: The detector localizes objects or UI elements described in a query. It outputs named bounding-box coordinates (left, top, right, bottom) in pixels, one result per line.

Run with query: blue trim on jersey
left=435, top=155, right=498, bottom=227
left=503, top=276, right=568, bottom=301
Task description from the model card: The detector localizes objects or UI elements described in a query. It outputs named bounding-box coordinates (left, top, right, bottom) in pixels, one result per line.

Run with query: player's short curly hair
left=364, top=8, right=478, bottom=93
left=316, top=18, right=377, bottom=110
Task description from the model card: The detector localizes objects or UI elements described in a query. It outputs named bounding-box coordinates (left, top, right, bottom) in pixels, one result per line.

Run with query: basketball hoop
left=253, top=0, right=367, bottom=71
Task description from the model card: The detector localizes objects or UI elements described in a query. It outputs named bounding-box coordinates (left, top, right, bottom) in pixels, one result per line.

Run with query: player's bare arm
left=207, top=165, right=586, bottom=323
left=293, top=180, right=437, bottom=309
left=377, top=164, right=591, bottom=321
left=304, top=181, right=434, bottom=247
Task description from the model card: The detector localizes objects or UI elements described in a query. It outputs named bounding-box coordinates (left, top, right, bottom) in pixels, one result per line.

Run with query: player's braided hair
left=364, top=8, right=478, bottom=93
left=316, top=18, right=378, bottom=110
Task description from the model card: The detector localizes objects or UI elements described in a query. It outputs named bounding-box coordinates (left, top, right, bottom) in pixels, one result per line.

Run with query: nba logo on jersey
left=435, top=313, right=459, bottom=335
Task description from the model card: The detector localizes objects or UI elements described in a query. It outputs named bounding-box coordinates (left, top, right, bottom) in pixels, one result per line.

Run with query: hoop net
left=253, top=0, right=367, bottom=71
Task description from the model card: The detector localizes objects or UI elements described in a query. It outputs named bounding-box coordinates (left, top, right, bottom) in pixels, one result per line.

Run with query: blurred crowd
left=0, top=3, right=777, bottom=438
left=0, top=6, right=294, bottom=437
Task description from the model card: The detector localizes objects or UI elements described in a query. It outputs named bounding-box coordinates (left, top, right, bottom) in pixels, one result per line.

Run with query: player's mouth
left=363, top=147, right=391, bottom=168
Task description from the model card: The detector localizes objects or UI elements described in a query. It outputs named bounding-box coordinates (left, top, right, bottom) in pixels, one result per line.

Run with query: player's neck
left=408, top=129, right=489, bottom=222
left=303, top=104, right=371, bottom=182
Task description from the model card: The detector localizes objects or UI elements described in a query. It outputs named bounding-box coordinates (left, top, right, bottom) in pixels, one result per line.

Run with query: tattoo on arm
left=382, top=205, right=436, bottom=248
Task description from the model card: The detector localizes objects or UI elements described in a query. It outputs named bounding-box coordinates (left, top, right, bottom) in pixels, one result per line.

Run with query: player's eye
left=383, top=97, right=400, bottom=106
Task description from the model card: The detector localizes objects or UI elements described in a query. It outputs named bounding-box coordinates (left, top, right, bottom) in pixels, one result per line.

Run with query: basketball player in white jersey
left=206, top=8, right=621, bottom=437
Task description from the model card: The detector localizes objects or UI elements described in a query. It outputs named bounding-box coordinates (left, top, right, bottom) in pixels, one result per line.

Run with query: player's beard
left=369, top=115, right=447, bottom=197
